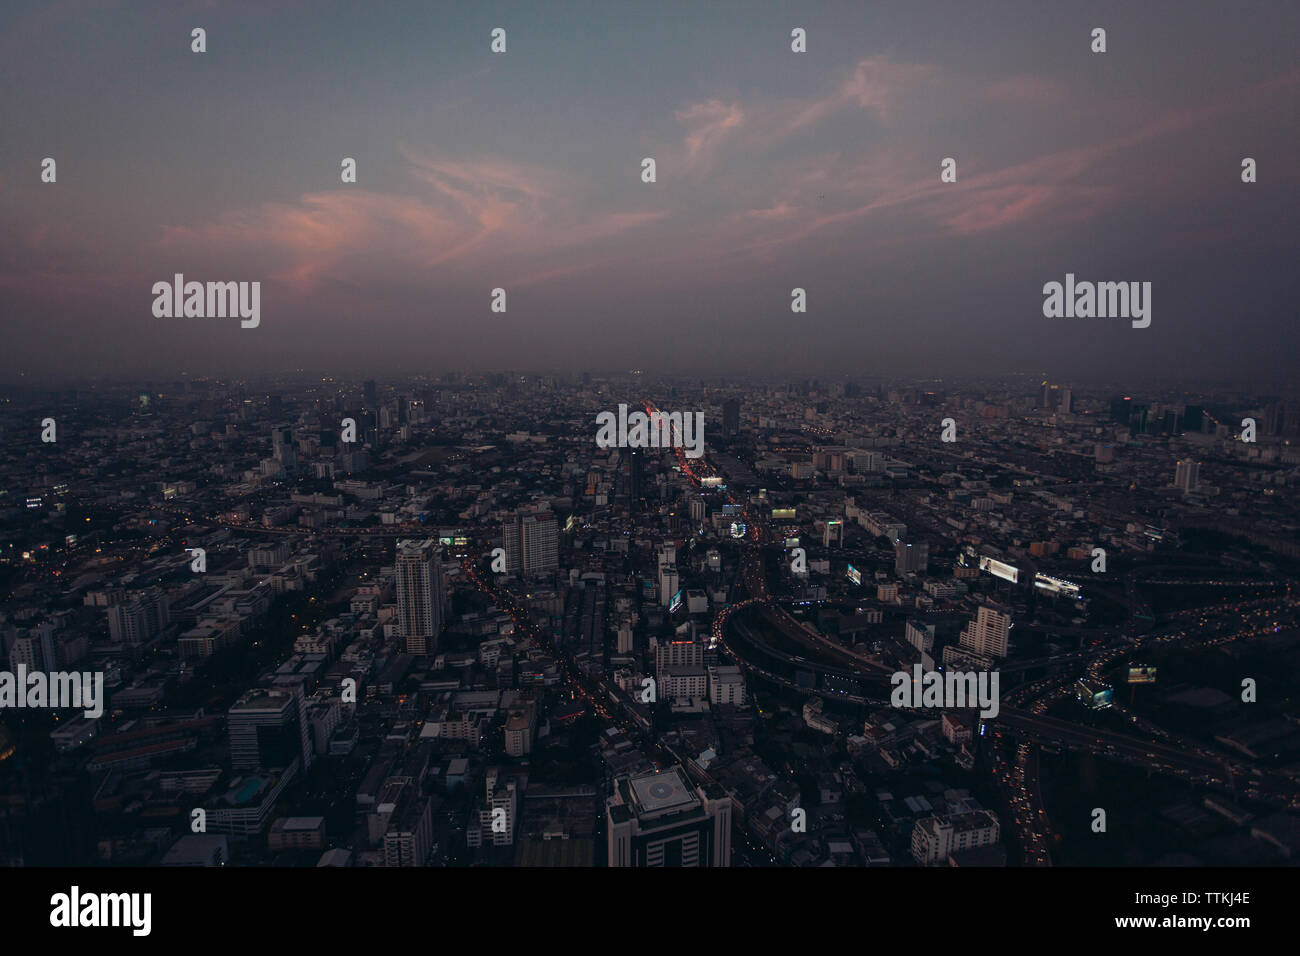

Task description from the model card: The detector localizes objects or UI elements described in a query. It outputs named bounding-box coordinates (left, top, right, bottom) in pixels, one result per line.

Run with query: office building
left=228, top=685, right=312, bottom=773
left=606, top=767, right=731, bottom=867
left=626, top=447, right=644, bottom=509
left=1109, top=396, right=1131, bottom=425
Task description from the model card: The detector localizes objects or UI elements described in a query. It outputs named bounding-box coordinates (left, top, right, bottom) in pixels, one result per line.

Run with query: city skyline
left=3, top=0, right=1300, bottom=918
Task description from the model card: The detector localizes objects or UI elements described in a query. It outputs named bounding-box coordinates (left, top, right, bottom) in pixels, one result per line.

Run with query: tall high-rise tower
left=722, top=398, right=740, bottom=437
left=395, top=539, right=445, bottom=655
left=502, top=509, right=559, bottom=579
left=1174, top=459, right=1200, bottom=493
left=271, top=425, right=297, bottom=472
left=959, top=603, right=1011, bottom=660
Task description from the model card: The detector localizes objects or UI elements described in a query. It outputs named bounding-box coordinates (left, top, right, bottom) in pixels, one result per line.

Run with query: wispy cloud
left=154, top=147, right=666, bottom=291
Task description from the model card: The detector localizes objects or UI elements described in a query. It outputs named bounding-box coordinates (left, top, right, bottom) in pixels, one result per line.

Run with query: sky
left=1, top=0, right=1296, bottom=385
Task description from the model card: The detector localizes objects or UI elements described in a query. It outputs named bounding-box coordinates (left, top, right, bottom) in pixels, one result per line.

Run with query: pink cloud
left=154, top=148, right=665, bottom=293
left=668, top=55, right=935, bottom=177
left=674, top=99, right=746, bottom=172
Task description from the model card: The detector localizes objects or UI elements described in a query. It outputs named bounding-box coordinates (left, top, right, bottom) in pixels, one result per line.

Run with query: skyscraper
left=1129, top=403, right=1150, bottom=434
left=1109, top=396, right=1132, bottom=425
left=959, top=603, right=1011, bottom=659
left=659, top=563, right=679, bottom=606
left=395, top=539, right=445, bottom=655
left=895, top=540, right=929, bottom=575
left=1174, top=459, right=1200, bottom=493
left=626, top=447, right=644, bottom=511
left=502, top=508, right=559, bottom=579
left=270, top=425, right=297, bottom=472
left=722, top=398, right=740, bottom=437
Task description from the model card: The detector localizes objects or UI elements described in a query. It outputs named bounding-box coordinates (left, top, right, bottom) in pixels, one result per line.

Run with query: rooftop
left=626, top=767, right=700, bottom=819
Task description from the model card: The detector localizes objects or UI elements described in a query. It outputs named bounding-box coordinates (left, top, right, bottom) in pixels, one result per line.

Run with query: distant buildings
left=9, top=369, right=1296, bottom=871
